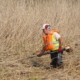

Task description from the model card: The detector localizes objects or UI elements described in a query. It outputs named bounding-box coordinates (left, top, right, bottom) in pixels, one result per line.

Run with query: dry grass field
left=0, top=0, right=80, bottom=80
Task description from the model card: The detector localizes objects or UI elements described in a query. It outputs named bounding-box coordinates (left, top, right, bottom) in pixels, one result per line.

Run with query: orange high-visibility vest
left=43, top=30, right=59, bottom=51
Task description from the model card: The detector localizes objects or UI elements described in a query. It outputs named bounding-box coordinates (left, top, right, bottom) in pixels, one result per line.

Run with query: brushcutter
left=27, top=44, right=72, bottom=59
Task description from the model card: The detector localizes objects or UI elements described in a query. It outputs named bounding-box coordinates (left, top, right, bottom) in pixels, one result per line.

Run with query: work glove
left=37, top=52, right=43, bottom=57
left=58, top=46, right=62, bottom=52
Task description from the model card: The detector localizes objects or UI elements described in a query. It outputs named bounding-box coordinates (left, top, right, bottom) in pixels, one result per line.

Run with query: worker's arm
left=37, top=45, right=45, bottom=57
left=58, top=37, right=63, bottom=52
left=58, top=37, right=63, bottom=48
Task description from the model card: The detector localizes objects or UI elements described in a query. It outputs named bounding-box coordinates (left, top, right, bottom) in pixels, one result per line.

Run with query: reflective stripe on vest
left=51, top=34, right=59, bottom=50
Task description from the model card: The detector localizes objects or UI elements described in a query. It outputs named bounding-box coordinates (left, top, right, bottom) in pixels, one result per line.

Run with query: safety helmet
left=42, top=24, right=50, bottom=29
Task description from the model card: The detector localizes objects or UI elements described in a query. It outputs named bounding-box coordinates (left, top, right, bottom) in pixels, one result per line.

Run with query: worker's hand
left=37, top=52, right=43, bottom=57
left=58, top=46, right=62, bottom=52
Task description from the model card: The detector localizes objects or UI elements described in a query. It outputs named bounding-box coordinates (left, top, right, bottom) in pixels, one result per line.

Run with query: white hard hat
left=42, top=24, right=50, bottom=29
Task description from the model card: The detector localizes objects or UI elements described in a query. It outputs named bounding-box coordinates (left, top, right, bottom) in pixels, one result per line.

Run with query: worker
left=37, top=24, right=63, bottom=68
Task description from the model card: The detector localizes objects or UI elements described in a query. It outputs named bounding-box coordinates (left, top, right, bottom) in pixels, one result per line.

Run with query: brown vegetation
left=0, top=0, right=80, bottom=80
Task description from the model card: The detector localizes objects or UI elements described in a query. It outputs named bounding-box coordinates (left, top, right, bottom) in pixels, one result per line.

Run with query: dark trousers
left=50, top=51, right=63, bottom=68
